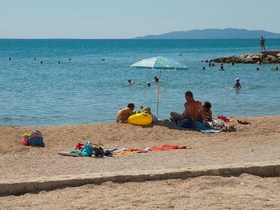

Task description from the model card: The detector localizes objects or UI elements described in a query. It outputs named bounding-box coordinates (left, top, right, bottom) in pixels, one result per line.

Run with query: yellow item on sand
left=127, top=113, right=152, bottom=126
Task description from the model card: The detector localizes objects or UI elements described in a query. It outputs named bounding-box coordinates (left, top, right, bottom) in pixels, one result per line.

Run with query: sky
left=0, top=0, right=280, bottom=39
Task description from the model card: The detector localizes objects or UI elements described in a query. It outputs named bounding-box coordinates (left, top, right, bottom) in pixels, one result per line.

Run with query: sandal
left=237, top=120, right=251, bottom=125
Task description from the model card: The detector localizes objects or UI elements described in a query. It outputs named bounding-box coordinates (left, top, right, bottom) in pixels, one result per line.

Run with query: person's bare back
left=116, top=103, right=135, bottom=123
left=185, top=100, right=202, bottom=122
left=116, top=108, right=132, bottom=123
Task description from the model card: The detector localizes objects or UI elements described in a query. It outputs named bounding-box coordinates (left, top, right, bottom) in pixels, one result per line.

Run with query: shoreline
left=1, top=114, right=280, bottom=128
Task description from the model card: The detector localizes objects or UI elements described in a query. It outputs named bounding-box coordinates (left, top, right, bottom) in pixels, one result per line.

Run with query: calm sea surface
left=1, top=39, right=280, bottom=126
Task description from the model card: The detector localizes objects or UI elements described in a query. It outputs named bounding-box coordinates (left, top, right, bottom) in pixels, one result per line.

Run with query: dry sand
left=1, top=116, right=280, bottom=209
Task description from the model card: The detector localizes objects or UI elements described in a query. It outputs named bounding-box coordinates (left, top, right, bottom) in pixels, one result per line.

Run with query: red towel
left=149, top=144, right=187, bottom=151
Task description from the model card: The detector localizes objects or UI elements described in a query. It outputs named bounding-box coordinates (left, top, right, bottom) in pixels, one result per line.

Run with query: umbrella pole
left=156, top=85, right=159, bottom=118
left=156, top=68, right=162, bottom=118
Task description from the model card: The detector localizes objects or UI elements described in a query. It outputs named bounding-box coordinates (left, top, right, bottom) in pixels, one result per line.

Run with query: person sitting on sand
left=198, top=101, right=233, bottom=131
left=234, top=78, right=241, bottom=89
left=198, top=101, right=213, bottom=122
left=170, top=91, right=205, bottom=127
left=116, top=103, right=135, bottom=123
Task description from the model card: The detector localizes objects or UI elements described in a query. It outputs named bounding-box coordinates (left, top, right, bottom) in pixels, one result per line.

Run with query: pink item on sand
left=217, top=115, right=230, bottom=122
left=75, top=143, right=84, bottom=150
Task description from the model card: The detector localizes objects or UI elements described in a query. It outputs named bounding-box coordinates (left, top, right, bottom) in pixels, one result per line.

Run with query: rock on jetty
left=210, top=50, right=280, bottom=64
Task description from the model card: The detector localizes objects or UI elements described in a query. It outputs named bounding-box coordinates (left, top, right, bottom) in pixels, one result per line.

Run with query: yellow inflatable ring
left=127, top=113, right=152, bottom=126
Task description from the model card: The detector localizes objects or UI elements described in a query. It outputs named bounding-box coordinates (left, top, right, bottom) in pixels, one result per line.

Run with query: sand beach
left=1, top=116, right=280, bottom=209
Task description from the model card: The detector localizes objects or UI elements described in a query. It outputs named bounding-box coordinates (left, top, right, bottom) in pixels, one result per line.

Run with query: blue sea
left=1, top=39, right=280, bottom=126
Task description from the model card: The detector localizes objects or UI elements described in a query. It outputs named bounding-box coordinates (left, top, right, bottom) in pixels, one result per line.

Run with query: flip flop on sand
left=237, top=120, right=251, bottom=125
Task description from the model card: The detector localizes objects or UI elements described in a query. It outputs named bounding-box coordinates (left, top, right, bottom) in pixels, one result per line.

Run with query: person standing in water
left=220, top=63, right=225, bottom=71
left=234, top=78, right=241, bottom=89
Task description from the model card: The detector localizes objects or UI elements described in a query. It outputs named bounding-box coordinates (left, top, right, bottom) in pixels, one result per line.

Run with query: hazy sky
left=1, top=0, right=279, bottom=39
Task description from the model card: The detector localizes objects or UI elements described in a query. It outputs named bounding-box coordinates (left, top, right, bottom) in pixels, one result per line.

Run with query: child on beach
left=200, top=101, right=213, bottom=122
left=199, top=101, right=230, bottom=130
left=234, top=78, right=241, bottom=89
left=116, top=103, right=135, bottom=123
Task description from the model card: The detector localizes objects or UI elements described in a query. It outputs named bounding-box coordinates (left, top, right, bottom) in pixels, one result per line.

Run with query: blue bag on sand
left=28, top=130, right=44, bottom=147
left=80, top=141, right=94, bottom=157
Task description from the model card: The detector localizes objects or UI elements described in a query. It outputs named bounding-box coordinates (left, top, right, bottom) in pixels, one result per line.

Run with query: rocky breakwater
left=210, top=50, right=280, bottom=64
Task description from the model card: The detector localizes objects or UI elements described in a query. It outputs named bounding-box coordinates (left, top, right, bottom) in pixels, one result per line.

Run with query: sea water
left=0, top=39, right=280, bottom=126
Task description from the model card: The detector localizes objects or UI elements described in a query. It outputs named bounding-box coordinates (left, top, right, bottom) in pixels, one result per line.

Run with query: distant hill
left=135, top=28, right=280, bottom=39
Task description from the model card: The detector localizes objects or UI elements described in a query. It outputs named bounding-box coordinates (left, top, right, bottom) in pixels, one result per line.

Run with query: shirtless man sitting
left=116, top=103, right=135, bottom=123
left=170, top=91, right=205, bottom=127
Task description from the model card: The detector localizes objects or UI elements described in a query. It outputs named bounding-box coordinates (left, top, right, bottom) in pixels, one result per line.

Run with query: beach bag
left=29, top=130, right=44, bottom=147
left=80, top=141, right=94, bottom=157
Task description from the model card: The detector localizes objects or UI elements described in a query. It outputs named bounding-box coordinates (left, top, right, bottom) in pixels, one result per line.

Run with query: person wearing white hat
left=234, top=78, right=241, bottom=89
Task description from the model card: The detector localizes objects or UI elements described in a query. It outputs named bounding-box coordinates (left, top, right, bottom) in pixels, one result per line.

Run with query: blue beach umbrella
left=131, top=56, right=187, bottom=118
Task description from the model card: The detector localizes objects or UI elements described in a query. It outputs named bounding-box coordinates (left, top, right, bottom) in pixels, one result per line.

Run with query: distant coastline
left=135, top=28, right=280, bottom=39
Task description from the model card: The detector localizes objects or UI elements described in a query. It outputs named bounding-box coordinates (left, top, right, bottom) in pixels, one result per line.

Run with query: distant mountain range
left=135, top=28, right=280, bottom=39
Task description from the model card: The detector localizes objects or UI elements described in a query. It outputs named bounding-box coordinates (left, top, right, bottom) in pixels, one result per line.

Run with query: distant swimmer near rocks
left=210, top=50, right=280, bottom=64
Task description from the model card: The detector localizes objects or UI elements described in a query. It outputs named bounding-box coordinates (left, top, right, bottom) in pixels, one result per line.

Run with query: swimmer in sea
left=234, top=78, right=241, bottom=89
left=154, top=76, right=159, bottom=83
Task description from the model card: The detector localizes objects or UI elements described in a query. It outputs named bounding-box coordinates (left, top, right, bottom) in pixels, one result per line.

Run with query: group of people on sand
left=170, top=91, right=232, bottom=130
left=128, top=76, right=159, bottom=87
left=116, top=91, right=228, bottom=130
left=169, top=91, right=213, bottom=128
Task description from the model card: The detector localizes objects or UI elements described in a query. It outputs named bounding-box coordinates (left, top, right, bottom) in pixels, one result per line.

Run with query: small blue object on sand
left=176, top=119, right=222, bottom=133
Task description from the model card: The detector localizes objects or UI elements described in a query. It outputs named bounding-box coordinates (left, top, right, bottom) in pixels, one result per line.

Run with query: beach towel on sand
left=195, top=121, right=222, bottom=133
left=149, top=144, right=187, bottom=151
left=176, top=119, right=222, bottom=133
